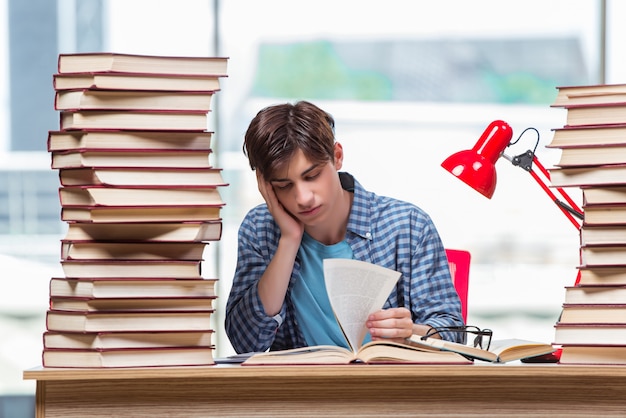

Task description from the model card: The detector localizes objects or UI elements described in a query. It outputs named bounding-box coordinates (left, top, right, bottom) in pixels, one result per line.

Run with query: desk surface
left=23, top=362, right=626, bottom=380
left=24, top=364, right=626, bottom=417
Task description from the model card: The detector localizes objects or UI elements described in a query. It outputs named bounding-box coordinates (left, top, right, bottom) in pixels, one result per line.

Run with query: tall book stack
left=548, top=83, right=626, bottom=365
left=42, top=53, right=229, bottom=368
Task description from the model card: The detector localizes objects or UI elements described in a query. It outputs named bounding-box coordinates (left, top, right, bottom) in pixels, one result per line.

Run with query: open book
left=407, top=335, right=555, bottom=363
left=242, top=340, right=471, bottom=365
left=243, top=259, right=472, bottom=365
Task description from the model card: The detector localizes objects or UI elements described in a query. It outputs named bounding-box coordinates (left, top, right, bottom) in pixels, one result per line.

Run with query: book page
left=323, top=259, right=401, bottom=352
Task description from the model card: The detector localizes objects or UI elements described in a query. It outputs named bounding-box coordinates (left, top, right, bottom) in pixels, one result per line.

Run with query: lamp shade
left=441, top=120, right=512, bottom=199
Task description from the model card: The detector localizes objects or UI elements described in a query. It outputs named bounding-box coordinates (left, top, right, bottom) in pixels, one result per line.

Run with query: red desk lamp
left=441, top=120, right=583, bottom=230
left=441, top=120, right=584, bottom=363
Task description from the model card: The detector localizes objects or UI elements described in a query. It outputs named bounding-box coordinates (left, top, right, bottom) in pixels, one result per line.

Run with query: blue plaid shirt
left=225, top=172, right=465, bottom=353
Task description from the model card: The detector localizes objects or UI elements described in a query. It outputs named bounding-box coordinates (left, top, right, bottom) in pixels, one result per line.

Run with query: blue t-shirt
left=292, top=232, right=361, bottom=348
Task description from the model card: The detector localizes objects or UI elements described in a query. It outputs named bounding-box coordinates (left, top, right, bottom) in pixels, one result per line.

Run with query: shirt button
left=365, top=232, right=372, bottom=240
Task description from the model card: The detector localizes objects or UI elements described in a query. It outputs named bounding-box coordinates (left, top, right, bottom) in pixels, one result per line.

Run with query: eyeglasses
left=421, top=325, right=493, bottom=350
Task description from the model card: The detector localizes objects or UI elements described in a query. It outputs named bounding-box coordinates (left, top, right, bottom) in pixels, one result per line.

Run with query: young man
left=225, top=101, right=464, bottom=354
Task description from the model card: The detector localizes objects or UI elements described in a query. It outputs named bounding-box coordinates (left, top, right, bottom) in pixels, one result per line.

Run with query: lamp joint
left=511, top=150, right=534, bottom=172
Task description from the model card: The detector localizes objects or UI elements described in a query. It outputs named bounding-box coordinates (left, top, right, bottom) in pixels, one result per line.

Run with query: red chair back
left=445, top=249, right=471, bottom=323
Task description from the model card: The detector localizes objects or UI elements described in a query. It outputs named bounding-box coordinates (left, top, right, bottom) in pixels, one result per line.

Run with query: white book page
left=323, top=259, right=401, bottom=352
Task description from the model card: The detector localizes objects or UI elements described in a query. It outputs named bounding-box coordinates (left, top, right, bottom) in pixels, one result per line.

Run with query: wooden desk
left=24, top=364, right=626, bottom=417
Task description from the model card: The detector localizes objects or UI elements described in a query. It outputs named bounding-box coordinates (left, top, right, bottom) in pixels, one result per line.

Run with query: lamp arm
left=504, top=151, right=583, bottom=230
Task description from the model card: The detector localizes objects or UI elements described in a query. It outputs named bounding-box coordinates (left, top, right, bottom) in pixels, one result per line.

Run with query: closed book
left=547, top=124, right=626, bottom=148
left=581, top=225, right=626, bottom=246
left=583, top=186, right=626, bottom=205
left=564, top=286, right=626, bottom=304
left=52, top=149, right=213, bottom=169
left=559, top=304, right=626, bottom=323
left=53, top=72, right=222, bottom=92
left=49, top=296, right=215, bottom=312
left=49, top=277, right=217, bottom=299
left=60, top=110, right=210, bottom=131
left=564, top=103, right=626, bottom=127
left=58, top=186, right=223, bottom=207
left=60, top=259, right=203, bottom=279
left=47, top=130, right=213, bottom=152
left=43, top=330, right=214, bottom=350
left=577, top=266, right=626, bottom=286
left=559, top=345, right=626, bottom=365
left=63, top=221, right=222, bottom=242
left=551, top=83, right=626, bottom=108
left=581, top=245, right=626, bottom=266
left=554, top=323, right=626, bottom=345
left=58, top=167, right=226, bottom=187
left=61, top=241, right=207, bottom=261
left=42, top=346, right=215, bottom=368
left=46, top=309, right=214, bottom=332
left=583, top=205, right=626, bottom=226
left=555, top=146, right=626, bottom=167
left=55, top=89, right=214, bottom=112
left=57, top=53, right=228, bottom=76
left=60, top=205, right=223, bottom=223
left=549, top=165, right=626, bottom=187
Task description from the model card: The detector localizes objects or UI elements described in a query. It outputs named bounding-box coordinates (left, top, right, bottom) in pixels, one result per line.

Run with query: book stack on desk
left=41, top=53, right=229, bottom=368
left=549, top=83, right=626, bottom=365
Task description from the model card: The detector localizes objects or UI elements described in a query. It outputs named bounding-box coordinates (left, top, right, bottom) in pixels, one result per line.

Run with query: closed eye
left=272, top=182, right=291, bottom=190
left=304, top=172, right=321, bottom=181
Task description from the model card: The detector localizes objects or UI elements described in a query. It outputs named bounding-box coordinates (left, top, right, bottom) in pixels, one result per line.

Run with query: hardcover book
left=46, top=309, right=215, bottom=332
left=43, top=330, right=214, bottom=350
left=61, top=241, right=207, bottom=261
left=55, top=89, right=214, bottom=112
left=57, top=53, right=228, bottom=76
left=53, top=72, right=222, bottom=92
left=62, top=221, right=223, bottom=242
left=42, top=346, right=215, bottom=368
left=60, top=110, right=210, bottom=131
left=51, top=149, right=214, bottom=169
left=58, top=186, right=223, bottom=207
left=49, top=277, right=217, bottom=299
left=49, top=296, right=216, bottom=312
left=60, top=259, right=204, bottom=279
left=58, top=167, right=226, bottom=187
left=60, top=205, right=223, bottom=223
left=47, top=130, right=214, bottom=152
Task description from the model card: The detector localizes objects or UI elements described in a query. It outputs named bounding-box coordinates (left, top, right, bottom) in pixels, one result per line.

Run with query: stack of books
left=42, top=52, right=229, bottom=368
left=548, top=83, right=626, bottom=365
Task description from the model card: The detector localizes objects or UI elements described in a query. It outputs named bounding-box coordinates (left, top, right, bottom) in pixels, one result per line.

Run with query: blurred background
left=1, top=0, right=623, bottom=415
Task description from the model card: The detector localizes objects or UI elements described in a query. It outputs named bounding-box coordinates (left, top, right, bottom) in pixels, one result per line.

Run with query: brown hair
left=243, top=101, right=336, bottom=180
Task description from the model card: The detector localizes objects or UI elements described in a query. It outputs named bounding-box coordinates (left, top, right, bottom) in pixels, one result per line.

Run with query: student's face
left=269, top=143, right=344, bottom=227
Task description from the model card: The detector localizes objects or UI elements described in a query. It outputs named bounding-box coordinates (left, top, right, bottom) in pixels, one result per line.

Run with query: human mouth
left=299, top=205, right=321, bottom=217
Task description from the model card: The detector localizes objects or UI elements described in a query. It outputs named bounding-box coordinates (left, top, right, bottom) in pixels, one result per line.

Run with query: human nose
left=293, top=182, right=314, bottom=206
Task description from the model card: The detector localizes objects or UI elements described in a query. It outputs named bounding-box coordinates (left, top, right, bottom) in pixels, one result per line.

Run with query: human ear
left=333, top=142, right=344, bottom=170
